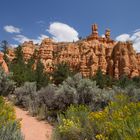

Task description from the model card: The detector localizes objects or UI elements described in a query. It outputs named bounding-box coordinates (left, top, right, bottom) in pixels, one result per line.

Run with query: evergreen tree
left=116, top=75, right=132, bottom=89
left=52, top=62, right=72, bottom=85
left=24, top=56, right=36, bottom=82
left=9, top=45, right=26, bottom=86
left=35, top=60, right=49, bottom=90
left=0, top=40, right=9, bottom=63
left=93, top=69, right=106, bottom=89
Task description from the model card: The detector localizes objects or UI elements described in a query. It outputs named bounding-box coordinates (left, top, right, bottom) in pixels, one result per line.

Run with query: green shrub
left=53, top=105, right=91, bottom=140
left=13, top=82, right=37, bottom=108
left=0, top=96, right=24, bottom=140
left=54, top=95, right=140, bottom=140
left=52, top=62, right=73, bottom=85
left=88, top=94, right=140, bottom=140
left=15, top=74, right=116, bottom=120
left=0, top=67, right=15, bottom=96
left=0, top=122, right=24, bottom=140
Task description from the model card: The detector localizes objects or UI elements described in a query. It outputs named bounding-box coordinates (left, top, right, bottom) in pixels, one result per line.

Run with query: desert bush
left=123, top=85, right=140, bottom=102
left=56, top=73, right=116, bottom=111
left=53, top=105, right=91, bottom=140
left=36, top=84, right=57, bottom=120
left=0, top=67, right=15, bottom=96
left=10, top=74, right=120, bottom=122
left=37, top=84, right=57, bottom=110
left=54, top=95, right=140, bottom=140
left=0, top=96, right=24, bottom=140
left=13, top=82, right=37, bottom=109
left=88, top=94, right=140, bottom=140
left=0, top=122, right=24, bottom=140
left=35, top=74, right=117, bottom=119
left=54, top=83, right=78, bottom=111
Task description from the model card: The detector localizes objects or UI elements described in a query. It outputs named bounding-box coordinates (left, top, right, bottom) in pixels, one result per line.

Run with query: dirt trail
left=15, top=107, right=53, bottom=140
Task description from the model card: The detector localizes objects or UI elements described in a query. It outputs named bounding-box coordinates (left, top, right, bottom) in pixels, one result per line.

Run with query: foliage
left=0, top=40, right=9, bottom=63
left=36, top=84, right=58, bottom=120
left=0, top=67, right=15, bottom=96
left=13, top=82, right=37, bottom=109
left=55, top=73, right=115, bottom=111
left=94, top=69, right=106, bottom=89
left=89, top=94, right=140, bottom=140
left=53, top=105, right=91, bottom=140
left=34, top=60, right=50, bottom=90
left=132, top=76, right=140, bottom=88
left=0, top=96, right=24, bottom=140
left=52, top=62, right=73, bottom=85
left=9, top=45, right=28, bottom=86
left=11, top=74, right=117, bottom=121
left=54, top=95, right=140, bottom=140
left=0, top=122, right=24, bottom=140
left=115, top=75, right=133, bottom=89
left=91, top=69, right=115, bottom=89
left=9, top=46, right=49, bottom=89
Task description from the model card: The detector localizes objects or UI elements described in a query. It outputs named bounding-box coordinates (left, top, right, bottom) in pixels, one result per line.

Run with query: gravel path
left=15, top=107, right=53, bottom=140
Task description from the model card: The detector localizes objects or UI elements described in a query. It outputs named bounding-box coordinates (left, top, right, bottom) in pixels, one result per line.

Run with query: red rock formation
left=38, top=38, right=54, bottom=73
left=6, top=24, right=140, bottom=78
left=22, top=41, right=35, bottom=62
left=0, top=52, right=9, bottom=73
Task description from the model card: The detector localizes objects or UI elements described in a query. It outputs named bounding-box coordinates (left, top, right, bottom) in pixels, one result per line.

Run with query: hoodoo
left=4, top=24, right=140, bottom=78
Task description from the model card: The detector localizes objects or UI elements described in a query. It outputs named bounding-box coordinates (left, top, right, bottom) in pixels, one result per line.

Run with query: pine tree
left=0, top=40, right=9, bottom=63
left=52, top=62, right=72, bottom=85
left=9, top=45, right=26, bottom=86
left=35, top=60, right=49, bottom=90
left=94, top=69, right=106, bottom=89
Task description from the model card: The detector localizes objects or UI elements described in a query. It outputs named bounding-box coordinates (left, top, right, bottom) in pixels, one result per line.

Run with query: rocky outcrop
left=5, top=24, right=140, bottom=78
left=22, top=41, right=35, bottom=62
left=0, top=52, right=9, bottom=73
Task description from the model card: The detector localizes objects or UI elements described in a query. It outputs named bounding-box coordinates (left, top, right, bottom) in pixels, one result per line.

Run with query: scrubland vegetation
left=1, top=45, right=140, bottom=139
left=0, top=96, right=23, bottom=140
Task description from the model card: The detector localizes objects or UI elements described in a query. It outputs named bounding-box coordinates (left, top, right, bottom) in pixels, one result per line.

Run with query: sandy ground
left=15, top=107, right=53, bottom=140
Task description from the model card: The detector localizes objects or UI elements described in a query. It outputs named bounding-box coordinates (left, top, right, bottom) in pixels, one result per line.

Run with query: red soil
left=15, top=107, right=53, bottom=140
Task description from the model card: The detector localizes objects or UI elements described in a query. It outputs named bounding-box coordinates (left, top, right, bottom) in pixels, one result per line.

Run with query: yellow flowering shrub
left=0, top=96, right=24, bottom=139
left=54, top=95, right=140, bottom=140
left=0, top=96, right=20, bottom=128
left=53, top=105, right=91, bottom=140
left=89, top=94, right=140, bottom=140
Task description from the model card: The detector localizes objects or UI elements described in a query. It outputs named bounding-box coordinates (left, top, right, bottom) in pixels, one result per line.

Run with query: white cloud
left=134, top=29, right=140, bottom=33
left=101, top=34, right=105, bottom=38
left=116, top=34, right=130, bottom=42
left=116, top=31, right=140, bottom=52
left=13, top=34, right=48, bottom=44
left=4, top=25, right=21, bottom=33
left=13, top=35, right=30, bottom=43
left=47, top=22, right=79, bottom=42
left=10, top=44, right=18, bottom=48
left=37, top=34, right=48, bottom=41
left=33, top=34, right=49, bottom=44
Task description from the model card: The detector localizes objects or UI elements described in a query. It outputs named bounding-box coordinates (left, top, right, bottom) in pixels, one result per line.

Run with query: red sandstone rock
left=0, top=52, right=9, bottom=73
left=5, top=24, right=140, bottom=78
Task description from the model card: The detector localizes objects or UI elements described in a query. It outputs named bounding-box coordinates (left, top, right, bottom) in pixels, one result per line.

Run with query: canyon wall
left=6, top=24, right=140, bottom=78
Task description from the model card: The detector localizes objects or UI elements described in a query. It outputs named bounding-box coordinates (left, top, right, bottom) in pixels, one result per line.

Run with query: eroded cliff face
left=4, top=24, right=140, bottom=78
left=0, top=52, right=9, bottom=73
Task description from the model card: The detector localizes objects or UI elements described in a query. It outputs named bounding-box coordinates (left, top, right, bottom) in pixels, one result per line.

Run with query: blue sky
left=0, top=0, right=140, bottom=50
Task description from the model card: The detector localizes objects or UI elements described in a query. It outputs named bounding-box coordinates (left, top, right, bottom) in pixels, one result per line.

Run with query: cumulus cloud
left=13, top=34, right=48, bottom=44
left=13, top=35, right=30, bottom=43
left=37, top=34, right=48, bottom=41
left=47, top=22, right=79, bottom=42
left=10, top=44, right=18, bottom=48
left=116, top=34, right=130, bottom=42
left=4, top=25, right=21, bottom=33
left=116, top=31, right=140, bottom=52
